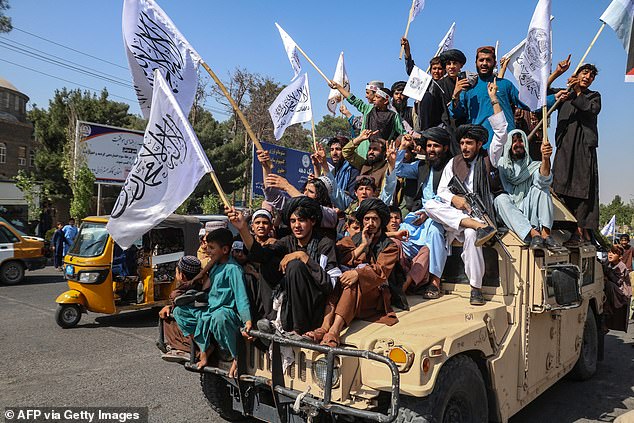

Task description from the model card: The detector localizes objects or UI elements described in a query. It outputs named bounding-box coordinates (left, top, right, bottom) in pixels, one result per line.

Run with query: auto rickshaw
left=55, top=214, right=201, bottom=328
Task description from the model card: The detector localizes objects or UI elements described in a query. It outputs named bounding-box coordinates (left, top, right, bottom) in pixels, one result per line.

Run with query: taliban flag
left=269, top=73, right=312, bottom=140
left=409, top=0, right=425, bottom=22
left=402, top=65, right=432, bottom=101
left=122, top=0, right=201, bottom=119
left=275, top=22, right=302, bottom=80
left=327, top=52, right=350, bottom=115
left=503, top=16, right=555, bottom=85
left=107, top=70, right=213, bottom=249
left=600, top=215, right=617, bottom=238
left=515, top=0, right=552, bottom=110
left=600, top=0, right=634, bottom=82
left=438, top=22, right=456, bottom=53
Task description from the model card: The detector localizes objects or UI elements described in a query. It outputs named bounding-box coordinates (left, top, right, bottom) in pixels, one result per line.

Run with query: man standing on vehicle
left=425, top=80, right=507, bottom=305
left=62, top=218, right=78, bottom=256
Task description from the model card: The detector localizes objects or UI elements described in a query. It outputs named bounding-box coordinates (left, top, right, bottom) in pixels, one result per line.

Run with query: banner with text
left=251, top=141, right=312, bottom=198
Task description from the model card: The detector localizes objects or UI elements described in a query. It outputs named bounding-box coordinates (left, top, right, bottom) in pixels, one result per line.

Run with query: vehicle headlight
left=78, top=270, right=108, bottom=284
left=312, top=356, right=340, bottom=389
left=388, top=346, right=415, bottom=372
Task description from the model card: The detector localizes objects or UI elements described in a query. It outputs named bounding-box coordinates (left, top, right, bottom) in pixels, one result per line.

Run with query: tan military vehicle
left=177, top=201, right=608, bottom=423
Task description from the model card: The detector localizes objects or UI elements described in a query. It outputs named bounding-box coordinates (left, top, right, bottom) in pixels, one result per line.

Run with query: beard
left=428, top=154, right=446, bottom=170
left=511, top=149, right=526, bottom=161
left=393, top=99, right=408, bottom=114
left=366, top=153, right=385, bottom=166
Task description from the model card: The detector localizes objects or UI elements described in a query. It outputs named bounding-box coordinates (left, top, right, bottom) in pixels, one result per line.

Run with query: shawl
left=498, top=129, right=541, bottom=206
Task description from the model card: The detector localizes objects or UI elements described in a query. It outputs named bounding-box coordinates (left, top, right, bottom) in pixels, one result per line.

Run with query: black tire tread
left=396, top=354, right=488, bottom=423
left=200, top=373, right=245, bottom=421
left=0, top=260, right=25, bottom=285
left=55, top=304, right=81, bottom=328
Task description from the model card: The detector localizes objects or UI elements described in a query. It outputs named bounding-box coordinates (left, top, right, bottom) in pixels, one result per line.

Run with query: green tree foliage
left=0, top=0, right=11, bottom=33
left=69, top=165, right=95, bottom=220
left=314, top=115, right=351, bottom=141
left=599, top=195, right=634, bottom=233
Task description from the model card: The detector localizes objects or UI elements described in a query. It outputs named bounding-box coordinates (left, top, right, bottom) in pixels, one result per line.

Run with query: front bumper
left=23, top=256, right=47, bottom=271
left=182, top=328, right=401, bottom=422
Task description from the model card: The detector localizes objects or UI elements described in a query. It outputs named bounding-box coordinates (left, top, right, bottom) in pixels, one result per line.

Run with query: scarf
left=333, top=159, right=353, bottom=196
left=472, top=151, right=499, bottom=225
left=498, top=129, right=541, bottom=206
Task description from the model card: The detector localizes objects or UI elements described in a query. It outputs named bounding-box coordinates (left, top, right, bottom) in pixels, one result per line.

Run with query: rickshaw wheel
left=55, top=304, right=82, bottom=328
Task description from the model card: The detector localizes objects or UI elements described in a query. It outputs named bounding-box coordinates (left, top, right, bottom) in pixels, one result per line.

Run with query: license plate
left=65, top=265, right=74, bottom=276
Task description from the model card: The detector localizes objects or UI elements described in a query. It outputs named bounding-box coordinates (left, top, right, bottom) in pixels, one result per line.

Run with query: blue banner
left=251, top=142, right=313, bottom=198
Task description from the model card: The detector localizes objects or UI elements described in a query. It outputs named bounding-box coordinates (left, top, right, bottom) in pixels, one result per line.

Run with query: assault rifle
left=448, top=175, right=511, bottom=258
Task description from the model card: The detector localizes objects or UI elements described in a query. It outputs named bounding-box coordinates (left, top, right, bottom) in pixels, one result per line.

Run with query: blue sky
left=1, top=0, right=632, bottom=205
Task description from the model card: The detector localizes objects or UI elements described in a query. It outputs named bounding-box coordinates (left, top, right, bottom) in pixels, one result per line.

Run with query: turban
left=419, top=127, right=451, bottom=147
left=356, top=198, right=390, bottom=229
left=455, top=124, right=489, bottom=145
left=282, top=196, right=322, bottom=227
left=390, top=81, right=407, bottom=92
left=251, top=209, right=273, bottom=222
left=439, top=49, right=467, bottom=66
left=178, top=255, right=201, bottom=276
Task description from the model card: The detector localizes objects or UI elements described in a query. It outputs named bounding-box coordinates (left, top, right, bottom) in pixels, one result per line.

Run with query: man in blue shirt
left=62, top=218, right=78, bottom=256
left=449, top=46, right=527, bottom=149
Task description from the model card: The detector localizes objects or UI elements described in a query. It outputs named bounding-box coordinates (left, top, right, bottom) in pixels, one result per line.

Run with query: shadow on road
left=21, top=274, right=66, bottom=286
left=65, top=308, right=161, bottom=329
left=511, top=332, right=634, bottom=422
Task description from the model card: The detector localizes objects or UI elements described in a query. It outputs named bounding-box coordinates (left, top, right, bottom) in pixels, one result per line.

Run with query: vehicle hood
left=22, top=235, right=45, bottom=242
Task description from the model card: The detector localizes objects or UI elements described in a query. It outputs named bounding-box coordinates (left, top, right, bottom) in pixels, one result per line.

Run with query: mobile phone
left=458, top=71, right=467, bottom=80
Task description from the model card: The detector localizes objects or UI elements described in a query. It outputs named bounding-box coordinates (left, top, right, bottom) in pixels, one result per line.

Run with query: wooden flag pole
left=541, top=105, right=549, bottom=145
left=399, top=0, right=416, bottom=60
left=294, top=44, right=331, bottom=83
left=209, top=170, right=231, bottom=208
left=200, top=61, right=264, bottom=152
left=527, top=22, right=606, bottom=141
left=311, top=116, right=318, bottom=152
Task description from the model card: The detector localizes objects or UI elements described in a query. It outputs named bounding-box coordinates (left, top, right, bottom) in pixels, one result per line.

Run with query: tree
left=314, top=115, right=351, bottom=140
left=0, top=0, right=11, bottom=33
left=599, top=195, right=634, bottom=234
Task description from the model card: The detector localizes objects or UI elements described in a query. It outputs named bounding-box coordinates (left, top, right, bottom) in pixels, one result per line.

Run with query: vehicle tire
left=0, top=260, right=25, bottom=285
left=200, top=373, right=246, bottom=421
left=569, top=309, right=598, bottom=381
left=55, top=304, right=82, bottom=328
left=396, top=355, right=488, bottom=423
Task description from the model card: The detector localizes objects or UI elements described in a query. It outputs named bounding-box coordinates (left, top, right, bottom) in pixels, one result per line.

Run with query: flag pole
left=528, top=22, right=607, bottom=141
left=200, top=61, right=264, bottom=152
left=208, top=170, right=231, bottom=208
left=399, top=0, right=416, bottom=60
left=294, top=44, right=330, bottom=83
left=541, top=105, right=549, bottom=145
left=311, top=117, right=318, bottom=152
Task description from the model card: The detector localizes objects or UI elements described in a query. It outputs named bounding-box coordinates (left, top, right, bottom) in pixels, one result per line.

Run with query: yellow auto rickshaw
left=55, top=214, right=201, bottom=328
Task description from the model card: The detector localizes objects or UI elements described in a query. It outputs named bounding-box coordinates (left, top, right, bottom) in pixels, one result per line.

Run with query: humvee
left=173, top=200, right=608, bottom=423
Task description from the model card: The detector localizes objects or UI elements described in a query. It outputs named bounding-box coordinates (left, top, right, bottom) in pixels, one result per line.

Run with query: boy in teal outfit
left=173, top=228, right=252, bottom=377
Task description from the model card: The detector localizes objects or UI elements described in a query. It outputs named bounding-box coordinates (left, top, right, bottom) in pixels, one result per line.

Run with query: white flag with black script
left=409, top=0, right=425, bottom=22
left=515, top=0, right=552, bottom=110
left=107, top=70, right=213, bottom=249
left=327, top=52, right=350, bottom=115
left=269, top=73, right=312, bottom=140
left=275, top=22, right=302, bottom=80
left=122, top=0, right=201, bottom=120
left=403, top=65, right=432, bottom=101
left=438, top=22, right=456, bottom=53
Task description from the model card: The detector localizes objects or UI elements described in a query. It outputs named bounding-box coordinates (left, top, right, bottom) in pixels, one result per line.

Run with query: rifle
left=448, top=175, right=511, bottom=258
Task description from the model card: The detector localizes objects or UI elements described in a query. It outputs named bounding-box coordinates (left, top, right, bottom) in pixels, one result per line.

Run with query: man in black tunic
left=551, top=64, right=601, bottom=243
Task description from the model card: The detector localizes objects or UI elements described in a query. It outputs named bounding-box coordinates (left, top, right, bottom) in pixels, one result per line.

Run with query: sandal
left=320, top=332, right=340, bottom=348
left=422, top=285, right=441, bottom=300
left=302, top=328, right=327, bottom=343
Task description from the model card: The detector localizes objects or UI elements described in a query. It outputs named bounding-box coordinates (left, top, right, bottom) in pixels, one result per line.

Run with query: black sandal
left=422, top=285, right=441, bottom=300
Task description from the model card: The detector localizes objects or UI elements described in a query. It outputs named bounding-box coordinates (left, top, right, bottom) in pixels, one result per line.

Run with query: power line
left=0, top=41, right=133, bottom=89
left=0, top=37, right=130, bottom=85
left=13, top=26, right=129, bottom=70
left=0, top=58, right=138, bottom=103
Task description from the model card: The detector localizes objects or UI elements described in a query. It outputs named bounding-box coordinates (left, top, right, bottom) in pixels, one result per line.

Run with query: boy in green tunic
left=173, top=228, right=253, bottom=377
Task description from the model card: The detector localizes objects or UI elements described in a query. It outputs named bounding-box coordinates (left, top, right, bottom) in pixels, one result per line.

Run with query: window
left=18, top=146, right=26, bottom=166
left=13, top=95, right=19, bottom=111
left=0, top=226, right=20, bottom=243
left=29, top=150, right=35, bottom=167
left=1, top=92, right=8, bottom=109
left=0, top=143, right=5, bottom=164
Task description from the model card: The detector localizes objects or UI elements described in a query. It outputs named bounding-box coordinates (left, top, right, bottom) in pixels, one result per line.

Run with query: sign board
left=76, top=121, right=145, bottom=184
left=251, top=141, right=312, bottom=198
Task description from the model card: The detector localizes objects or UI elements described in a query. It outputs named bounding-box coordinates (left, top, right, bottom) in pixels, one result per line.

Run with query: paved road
left=1, top=267, right=632, bottom=422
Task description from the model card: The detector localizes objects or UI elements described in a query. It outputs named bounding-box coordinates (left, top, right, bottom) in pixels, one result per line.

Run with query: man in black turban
left=227, top=197, right=341, bottom=338
left=424, top=83, right=508, bottom=306
left=390, top=81, right=413, bottom=129
left=304, top=198, right=406, bottom=347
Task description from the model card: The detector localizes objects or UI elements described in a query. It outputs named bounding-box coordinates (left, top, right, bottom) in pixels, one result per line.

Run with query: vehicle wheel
left=200, top=373, right=246, bottom=421
left=0, top=260, right=25, bottom=285
left=396, top=355, right=488, bottom=423
left=569, top=309, right=598, bottom=380
left=55, top=304, right=82, bottom=328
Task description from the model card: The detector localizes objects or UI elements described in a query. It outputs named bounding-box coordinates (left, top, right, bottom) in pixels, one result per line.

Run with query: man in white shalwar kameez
left=425, top=79, right=507, bottom=305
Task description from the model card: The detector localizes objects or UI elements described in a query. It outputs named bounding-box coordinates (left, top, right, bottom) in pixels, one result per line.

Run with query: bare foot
left=197, top=350, right=208, bottom=369
left=228, top=359, right=238, bottom=378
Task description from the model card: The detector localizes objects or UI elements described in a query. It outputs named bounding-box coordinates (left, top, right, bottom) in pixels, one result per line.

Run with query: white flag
left=504, top=16, right=555, bottom=84
left=122, top=0, right=201, bottom=120
left=402, top=65, right=432, bottom=101
left=269, top=73, right=312, bottom=140
left=600, top=215, right=617, bottom=237
left=327, top=52, right=350, bottom=115
left=515, top=0, right=552, bottom=110
left=275, top=23, right=302, bottom=80
left=107, top=70, right=213, bottom=249
left=409, top=0, right=425, bottom=22
left=600, top=0, right=634, bottom=50
left=438, top=22, right=456, bottom=53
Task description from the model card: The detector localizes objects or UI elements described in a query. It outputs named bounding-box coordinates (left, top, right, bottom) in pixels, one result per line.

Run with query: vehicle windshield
left=69, top=222, right=110, bottom=257
left=0, top=217, right=27, bottom=237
